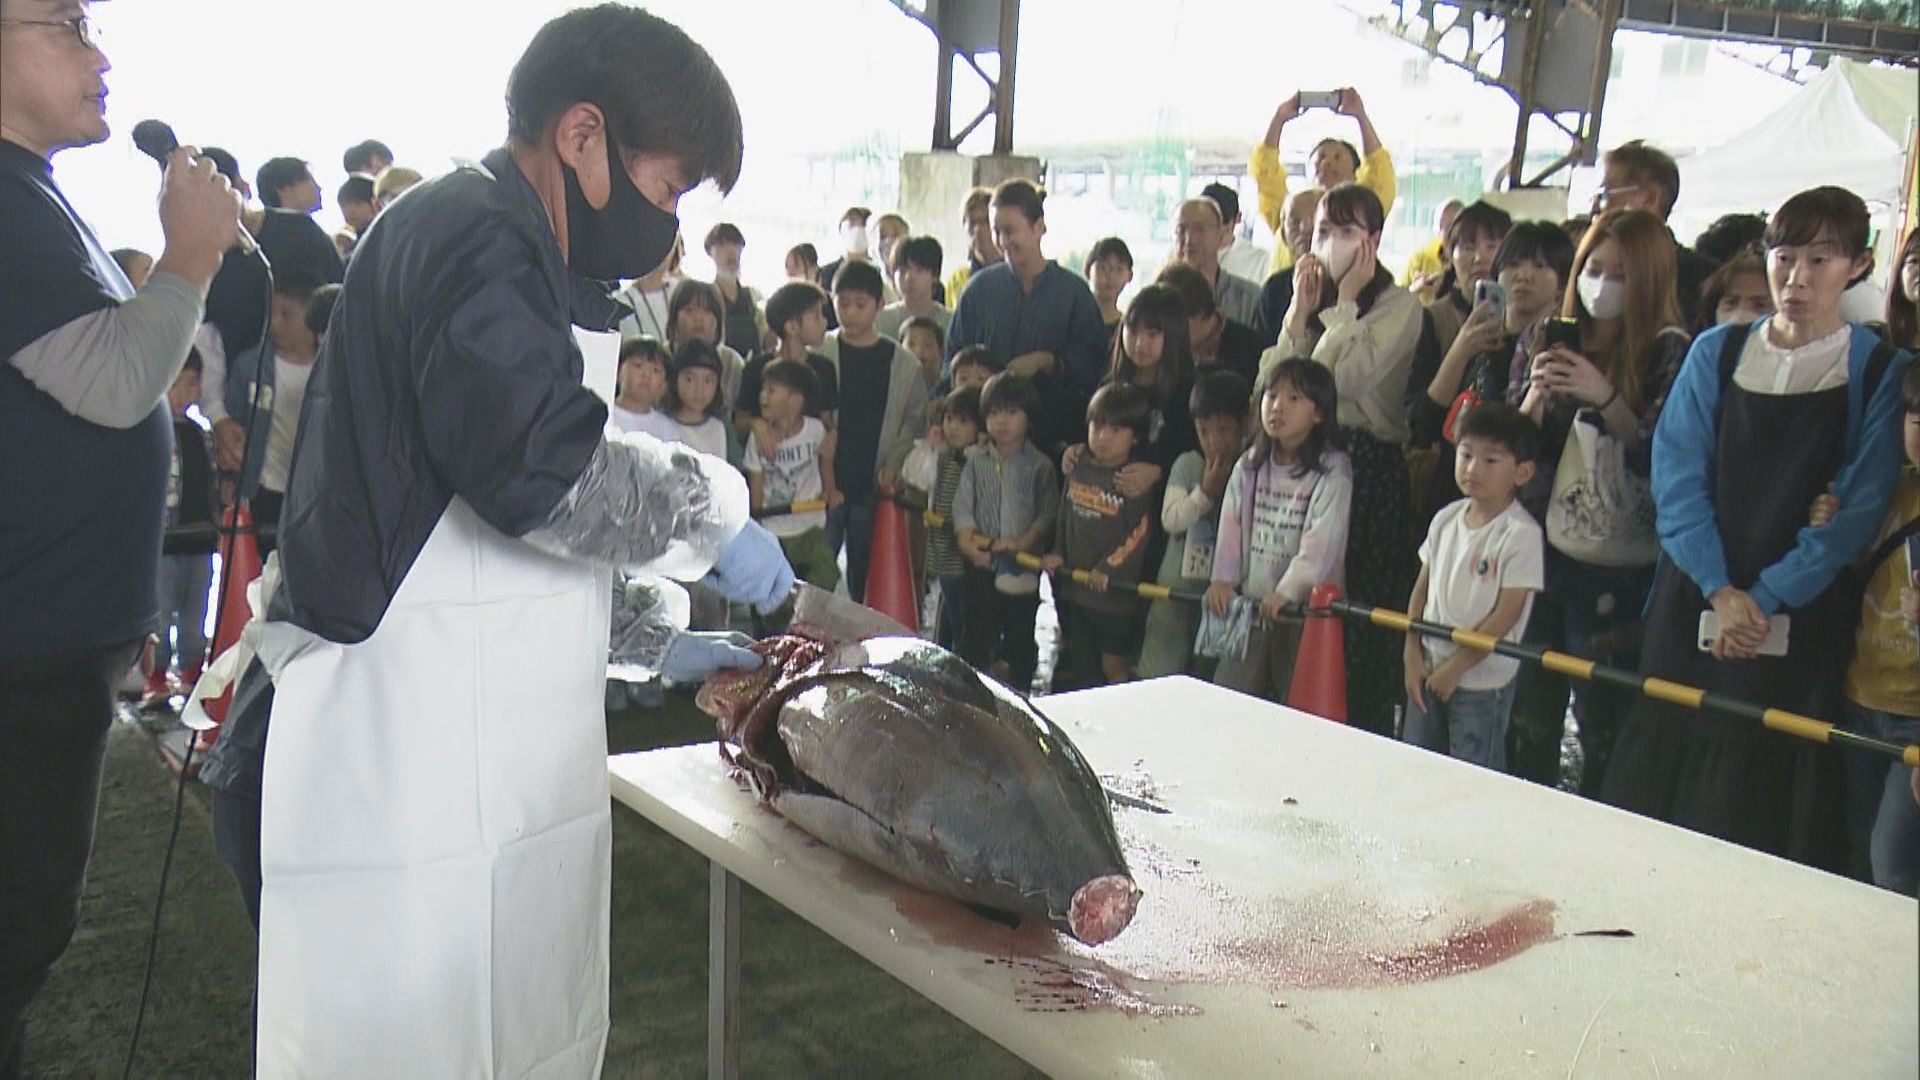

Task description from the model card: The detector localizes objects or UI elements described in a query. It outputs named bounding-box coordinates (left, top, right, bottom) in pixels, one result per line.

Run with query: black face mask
left=560, top=130, right=680, bottom=283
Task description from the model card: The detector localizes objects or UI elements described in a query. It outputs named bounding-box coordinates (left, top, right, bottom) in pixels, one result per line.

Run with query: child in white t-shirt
left=744, top=359, right=842, bottom=591
left=1402, top=401, right=1545, bottom=770
left=608, top=336, right=672, bottom=438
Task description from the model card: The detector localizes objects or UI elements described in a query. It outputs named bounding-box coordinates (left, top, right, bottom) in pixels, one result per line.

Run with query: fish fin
left=959, top=902, right=1023, bottom=930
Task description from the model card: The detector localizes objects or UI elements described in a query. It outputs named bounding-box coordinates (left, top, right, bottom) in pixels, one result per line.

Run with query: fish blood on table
left=696, top=626, right=1141, bottom=946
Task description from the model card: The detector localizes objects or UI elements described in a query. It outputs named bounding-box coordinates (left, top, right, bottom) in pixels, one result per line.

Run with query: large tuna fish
left=695, top=592, right=1140, bottom=946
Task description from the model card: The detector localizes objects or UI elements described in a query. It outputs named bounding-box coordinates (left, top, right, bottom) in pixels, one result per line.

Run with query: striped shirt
left=926, top=445, right=973, bottom=577
left=952, top=439, right=1058, bottom=549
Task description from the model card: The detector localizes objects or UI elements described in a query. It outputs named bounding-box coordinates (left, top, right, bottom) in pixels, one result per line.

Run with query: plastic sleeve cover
left=523, top=429, right=750, bottom=582
left=606, top=574, right=691, bottom=680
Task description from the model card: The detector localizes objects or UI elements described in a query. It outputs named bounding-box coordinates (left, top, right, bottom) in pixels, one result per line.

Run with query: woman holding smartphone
left=1410, top=221, right=1575, bottom=527
left=1604, top=187, right=1910, bottom=871
left=1509, top=209, right=1691, bottom=792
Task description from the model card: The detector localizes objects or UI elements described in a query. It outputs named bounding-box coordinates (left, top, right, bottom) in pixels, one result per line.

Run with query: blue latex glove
left=660, top=630, right=762, bottom=685
left=702, top=521, right=796, bottom=612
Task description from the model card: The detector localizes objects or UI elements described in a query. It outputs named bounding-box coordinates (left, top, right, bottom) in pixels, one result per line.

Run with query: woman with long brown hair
left=1509, top=208, right=1691, bottom=792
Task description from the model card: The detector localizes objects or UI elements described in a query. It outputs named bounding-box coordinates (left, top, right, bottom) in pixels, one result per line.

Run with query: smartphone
left=1698, top=611, right=1791, bottom=657
left=1473, top=280, right=1508, bottom=320
left=1298, top=90, right=1342, bottom=111
left=1542, top=316, right=1581, bottom=351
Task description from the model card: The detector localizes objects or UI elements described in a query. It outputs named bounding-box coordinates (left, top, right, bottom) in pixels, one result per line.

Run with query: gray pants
left=1212, top=618, right=1304, bottom=703
left=1137, top=597, right=1196, bottom=679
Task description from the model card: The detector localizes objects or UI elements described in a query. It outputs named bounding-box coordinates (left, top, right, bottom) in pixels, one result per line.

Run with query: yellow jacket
left=945, top=265, right=972, bottom=311
left=1403, top=236, right=1445, bottom=292
left=1250, top=142, right=1397, bottom=277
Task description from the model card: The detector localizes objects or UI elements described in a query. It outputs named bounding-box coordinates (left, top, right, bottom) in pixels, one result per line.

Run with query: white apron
left=255, top=496, right=613, bottom=1078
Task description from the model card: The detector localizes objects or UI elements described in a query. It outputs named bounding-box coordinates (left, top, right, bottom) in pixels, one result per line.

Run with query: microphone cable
left=123, top=227, right=275, bottom=1078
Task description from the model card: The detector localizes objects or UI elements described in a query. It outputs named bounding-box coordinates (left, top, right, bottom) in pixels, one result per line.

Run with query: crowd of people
left=552, top=106, right=1919, bottom=896
left=116, top=104, right=1920, bottom=898
left=6, top=3, right=1920, bottom=1072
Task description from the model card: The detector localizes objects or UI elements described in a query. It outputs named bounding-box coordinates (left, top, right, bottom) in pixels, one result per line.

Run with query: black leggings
left=0, top=640, right=140, bottom=1078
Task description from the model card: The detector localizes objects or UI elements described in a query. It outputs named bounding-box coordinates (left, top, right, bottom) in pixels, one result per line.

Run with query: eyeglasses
left=1590, top=185, right=1642, bottom=211
left=0, top=14, right=99, bottom=49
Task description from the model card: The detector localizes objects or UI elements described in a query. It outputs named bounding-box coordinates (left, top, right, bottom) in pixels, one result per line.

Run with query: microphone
left=130, top=118, right=179, bottom=163
left=132, top=118, right=258, bottom=256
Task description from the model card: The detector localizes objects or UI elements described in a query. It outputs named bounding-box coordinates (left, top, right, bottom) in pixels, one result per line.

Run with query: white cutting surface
left=608, top=676, right=1919, bottom=1079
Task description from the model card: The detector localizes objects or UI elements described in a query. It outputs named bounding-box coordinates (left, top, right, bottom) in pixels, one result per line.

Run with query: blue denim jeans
left=1843, top=703, right=1920, bottom=895
left=155, top=552, right=214, bottom=673
left=1404, top=678, right=1518, bottom=771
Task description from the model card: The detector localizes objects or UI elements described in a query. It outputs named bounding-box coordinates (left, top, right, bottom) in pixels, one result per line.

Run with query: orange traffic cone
left=1285, top=583, right=1347, bottom=723
left=864, top=492, right=919, bottom=633
left=197, top=502, right=264, bottom=745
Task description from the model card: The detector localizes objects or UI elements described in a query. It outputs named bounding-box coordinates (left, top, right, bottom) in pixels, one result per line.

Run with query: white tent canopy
left=1669, top=58, right=1917, bottom=239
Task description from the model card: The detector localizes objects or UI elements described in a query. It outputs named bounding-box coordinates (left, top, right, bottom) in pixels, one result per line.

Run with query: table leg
left=708, top=860, right=740, bottom=1080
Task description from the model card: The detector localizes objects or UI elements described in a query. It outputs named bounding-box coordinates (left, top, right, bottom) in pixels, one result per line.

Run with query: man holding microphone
left=0, top=1, right=243, bottom=1073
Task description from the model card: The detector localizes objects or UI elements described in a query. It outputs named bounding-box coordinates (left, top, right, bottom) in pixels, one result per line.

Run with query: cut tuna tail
left=1068, top=875, right=1142, bottom=946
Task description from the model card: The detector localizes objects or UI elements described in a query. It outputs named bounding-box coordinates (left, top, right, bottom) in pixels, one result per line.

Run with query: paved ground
left=21, top=695, right=1037, bottom=1078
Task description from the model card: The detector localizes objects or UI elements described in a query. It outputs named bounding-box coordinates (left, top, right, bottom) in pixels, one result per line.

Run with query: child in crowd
left=608, top=336, right=671, bottom=436
left=1401, top=402, right=1544, bottom=770
left=901, top=315, right=945, bottom=395
left=879, top=236, right=950, bottom=343
left=745, top=359, right=842, bottom=592
left=737, top=281, right=838, bottom=444
left=1086, top=237, right=1135, bottom=352
left=948, top=345, right=999, bottom=394
left=667, top=278, right=746, bottom=411
left=954, top=374, right=1058, bottom=691
left=900, top=396, right=949, bottom=603
left=1207, top=358, right=1352, bottom=702
left=1045, top=383, right=1156, bottom=689
left=231, top=269, right=324, bottom=554
left=661, top=339, right=735, bottom=463
left=926, top=386, right=983, bottom=649
left=1832, top=362, right=1920, bottom=893
left=658, top=340, right=738, bottom=630
left=822, top=260, right=929, bottom=602
left=1139, top=370, right=1251, bottom=678
left=148, top=350, right=220, bottom=702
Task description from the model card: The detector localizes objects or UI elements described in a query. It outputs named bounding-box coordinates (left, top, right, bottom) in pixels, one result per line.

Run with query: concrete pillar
left=898, top=151, right=1042, bottom=286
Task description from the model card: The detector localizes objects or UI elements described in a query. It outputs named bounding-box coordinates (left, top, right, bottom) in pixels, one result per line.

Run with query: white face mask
left=1312, top=235, right=1363, bottom=285
left=1577, top=273, right=1627, bottom=321
left=842, top=224, right=869, bottom=257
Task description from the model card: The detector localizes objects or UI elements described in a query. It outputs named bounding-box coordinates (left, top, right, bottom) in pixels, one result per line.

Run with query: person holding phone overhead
left=1603, top=187, right=1912, bottom=871
left=1509, top=209, right=1692, bottom=793
left=1248, top=86, right=1396, bottom=277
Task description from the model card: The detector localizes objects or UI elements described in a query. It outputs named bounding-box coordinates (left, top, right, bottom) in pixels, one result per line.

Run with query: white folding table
left=607, top=676, right=1919, bottom=1079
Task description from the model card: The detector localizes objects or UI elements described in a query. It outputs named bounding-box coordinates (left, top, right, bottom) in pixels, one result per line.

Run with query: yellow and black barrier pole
left=915, top=503, right=1205, bottom=605
left=892, top=494, right=1920, bottom=767
left=1330, top=596, right=1920, bottom=769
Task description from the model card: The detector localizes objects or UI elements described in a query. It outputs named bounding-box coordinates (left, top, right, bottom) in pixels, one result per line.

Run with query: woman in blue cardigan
left=1603, top=187, right=1911, bottom=870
